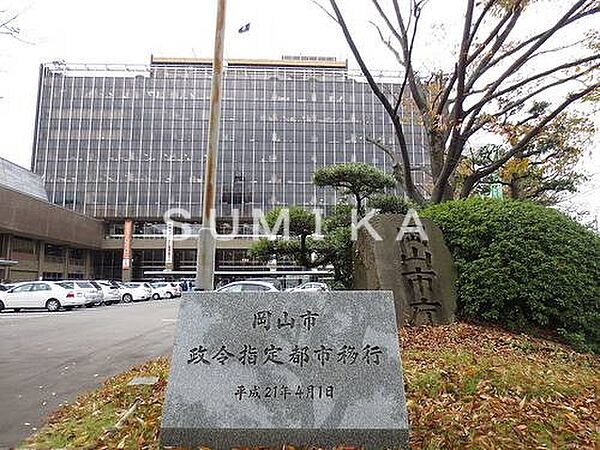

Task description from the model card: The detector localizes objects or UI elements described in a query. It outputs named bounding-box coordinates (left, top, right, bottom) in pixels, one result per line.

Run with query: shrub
left=422, top=197, right=600, bottom=353
left=367, top=194, right=416, bottom=214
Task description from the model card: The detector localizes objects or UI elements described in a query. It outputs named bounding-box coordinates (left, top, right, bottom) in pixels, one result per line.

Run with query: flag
left=238, top=23, right=251, bottom=33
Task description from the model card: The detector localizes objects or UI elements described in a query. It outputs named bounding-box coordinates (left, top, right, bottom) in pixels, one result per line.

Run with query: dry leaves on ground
left=21, top=323, right=600, bottom=450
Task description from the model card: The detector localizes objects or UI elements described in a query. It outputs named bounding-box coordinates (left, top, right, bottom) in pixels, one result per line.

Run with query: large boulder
left=354, top=214, right=457, bottom=327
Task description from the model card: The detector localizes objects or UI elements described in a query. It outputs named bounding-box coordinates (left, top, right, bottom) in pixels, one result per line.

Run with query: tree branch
left=465, top=53, right=600, bottom=117
left=329, top=0, right=424, bottom=204
left=467, top=0, right=498, bottom=47
left=431, top=0, right=476, bottom=202
left=369, top=20, right=404, bottom=66
left=434, top=0, right=504, bottom=116
left=388, top=0, right=429, bottom=115
left=460, top=82, right=600, bottom=197
left=486, top=1, right=599, bottom=70
left=486, top=63, right=600, bottom=120
left=469, top=0, right=597, bottom=108
left=466, top=4, right=517, bottom=67
left=464, top=5, right=523, bottom=95
left=308, top=0, right=338, bottom=23
left=371, top=0, right=405, bottom=48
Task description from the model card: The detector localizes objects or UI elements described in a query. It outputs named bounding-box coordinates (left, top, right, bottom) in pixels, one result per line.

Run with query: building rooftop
left=0, top=157, right=48, bottom=202
left=150, top=55, right=348, bottom=69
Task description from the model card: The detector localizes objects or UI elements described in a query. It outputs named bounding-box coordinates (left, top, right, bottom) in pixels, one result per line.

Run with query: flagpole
left=195, top=0, right=227, bottom=291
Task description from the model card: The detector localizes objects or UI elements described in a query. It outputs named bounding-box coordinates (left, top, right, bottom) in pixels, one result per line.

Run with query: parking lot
left=0, top=297, right=180, bottom=448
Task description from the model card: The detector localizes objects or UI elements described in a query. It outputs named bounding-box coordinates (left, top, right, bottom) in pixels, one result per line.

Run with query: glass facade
left=32, top=58, right=428, bottom=220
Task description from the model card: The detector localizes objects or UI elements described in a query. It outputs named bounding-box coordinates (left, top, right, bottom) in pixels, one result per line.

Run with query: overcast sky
left=0, top=0, right=597, bottom=217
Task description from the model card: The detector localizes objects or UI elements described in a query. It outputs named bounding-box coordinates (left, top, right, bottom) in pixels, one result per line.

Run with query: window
left=45, top=244, right=65, bottom=263
left=12, top=237, right=37, bottom=254
left=31, top=283, right=51, bottom=291
left=12, top=284, right=33, bottom=293
left=242, top=283, right=270, bottom=292
left=220, top=284, right=243, bottom=292
left=43, top=272, right=62, bottom=281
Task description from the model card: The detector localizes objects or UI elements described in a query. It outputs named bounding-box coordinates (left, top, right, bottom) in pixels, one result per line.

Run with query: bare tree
left=0, top=9, right=25, bottom=42
left=321, top=0, right=600, bottom=204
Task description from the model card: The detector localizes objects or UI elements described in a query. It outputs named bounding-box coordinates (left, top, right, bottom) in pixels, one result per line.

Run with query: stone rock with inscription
left=354, top=213, right=457, bottom=327
left=160, top=291, right=409, bottom=449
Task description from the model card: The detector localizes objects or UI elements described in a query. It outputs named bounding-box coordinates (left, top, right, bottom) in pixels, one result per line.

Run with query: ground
left=0, top=299, right=179, bottom=448
left=18, top=323, right=599, bottom=450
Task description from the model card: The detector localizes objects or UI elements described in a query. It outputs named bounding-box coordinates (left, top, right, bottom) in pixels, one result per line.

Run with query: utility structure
left=195, top=0, right=228, bottom=290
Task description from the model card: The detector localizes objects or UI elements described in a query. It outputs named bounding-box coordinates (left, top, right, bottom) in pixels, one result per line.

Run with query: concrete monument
left=160, top=291, right=409, bottom=449
left=354, top=213, right=457, bottom=327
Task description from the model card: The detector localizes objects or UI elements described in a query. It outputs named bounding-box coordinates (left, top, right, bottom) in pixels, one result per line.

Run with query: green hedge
left=422, top=198, right=600, bottom=353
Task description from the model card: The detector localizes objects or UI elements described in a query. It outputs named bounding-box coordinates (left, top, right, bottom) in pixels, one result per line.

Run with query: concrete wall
left=0, top=157, right=48, bottom=201
left=0, top=186, right=104, bottom=249
left=1, top=236, right=95, bottom=283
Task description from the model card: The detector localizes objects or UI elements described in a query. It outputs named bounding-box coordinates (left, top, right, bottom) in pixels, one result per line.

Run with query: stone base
left=161, top=428, right=409, bottom=449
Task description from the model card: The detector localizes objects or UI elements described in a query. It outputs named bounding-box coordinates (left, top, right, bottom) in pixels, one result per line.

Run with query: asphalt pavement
left=0, top=298, right=180, bottom=449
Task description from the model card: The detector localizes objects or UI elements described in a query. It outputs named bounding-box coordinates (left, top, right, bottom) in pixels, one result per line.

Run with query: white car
left=120, top=282, right=152, bottom=302
left=90, top=280, right=121, bottom=305
left=55, top=281, right=102, bottom=307
left=215, top=281, right=280, bottom=292
left=148, top=282, right=177, bottom=300
left=168, top=282, right=182, bottom=297
left=0, top=281, right=88, bottom=312
left=286, top=282, right=330, bottom=292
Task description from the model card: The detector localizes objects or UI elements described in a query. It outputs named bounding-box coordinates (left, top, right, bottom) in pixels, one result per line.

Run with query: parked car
left=168, top=282, right=182, bottom=297
left=245, top=278, right=283, bottom=290
left=89, top=280, right=120, bottom=305
left=55, top=281, right=102, bottom=307
left=286, top=282, right=330, bottom=292
left=0, top=281, right=88, bottom=312
left=147, top=282, right=171, bottom=300
left=215, top=281, right=280, bottom=293
left=120, top=282, right=152, bottom=302
left=0, top=284, right=8, bottom=292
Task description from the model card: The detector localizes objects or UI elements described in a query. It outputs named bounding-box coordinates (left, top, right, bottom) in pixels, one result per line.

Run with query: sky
left=0, top=0, right=597, bottom=219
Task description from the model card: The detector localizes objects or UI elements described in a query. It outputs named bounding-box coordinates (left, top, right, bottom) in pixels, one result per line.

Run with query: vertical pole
left=85, top=249, right=92, bottom=279
left=3, top=235, right=12, bottom=282
left=165, top=221, right=174, bottom=271
left=122, top=219, right=133, bottom=282
left=196, top=0, right=227, bottom=290
left=63, top=248, right=69, bottom=280
left=37, top=241, right=45, bottom=280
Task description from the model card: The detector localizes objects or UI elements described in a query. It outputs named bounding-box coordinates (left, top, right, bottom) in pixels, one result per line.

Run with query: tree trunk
left=432, top=133, right=466, bottom=203
left=428, top=130, right=446, bottom=181
left=354, top=192, right=364, bottom=217
left=460, top=174, right=477, bottom=198
left=299, top=234, right=308, bottom=270
left=509, top=177, right=520, bottom=199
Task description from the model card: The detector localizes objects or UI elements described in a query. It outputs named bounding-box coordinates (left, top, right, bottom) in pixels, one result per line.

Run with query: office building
left=29, top=56, right=429, bottom=279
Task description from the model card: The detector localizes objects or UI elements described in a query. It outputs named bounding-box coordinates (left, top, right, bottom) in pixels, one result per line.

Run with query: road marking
left=162, top=319, right=177, bottom=323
